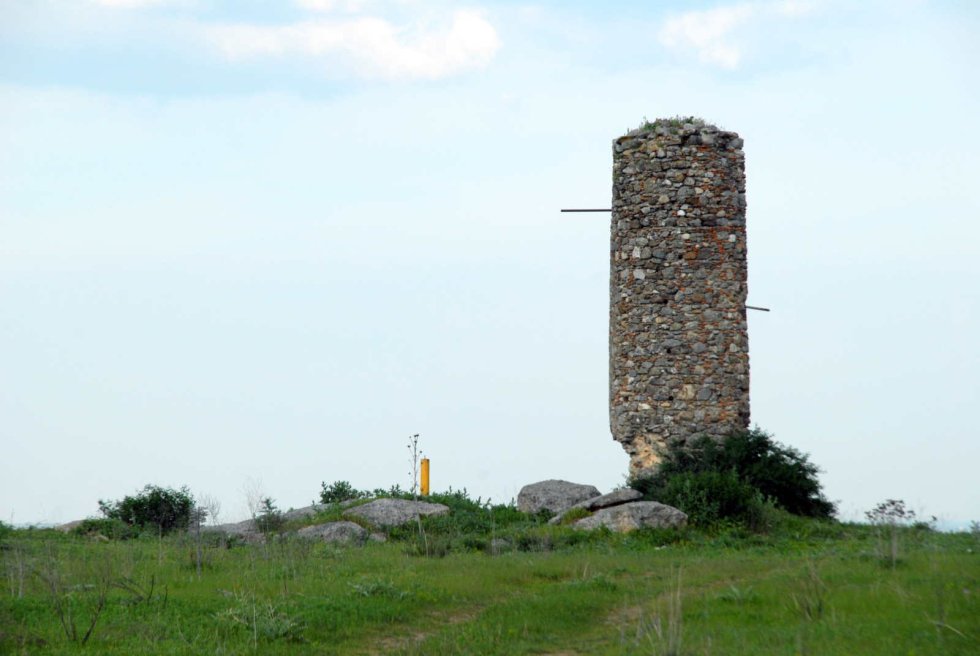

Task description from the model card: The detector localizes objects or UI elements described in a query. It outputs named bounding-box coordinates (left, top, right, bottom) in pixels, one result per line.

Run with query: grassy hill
left=1, top=514, right=977, bottom=655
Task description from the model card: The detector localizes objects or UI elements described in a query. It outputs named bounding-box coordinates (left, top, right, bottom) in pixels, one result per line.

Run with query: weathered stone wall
left=610, top=119, right=750, bottom=477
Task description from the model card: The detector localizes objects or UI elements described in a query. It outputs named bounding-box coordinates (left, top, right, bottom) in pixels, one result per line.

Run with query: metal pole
left=420, top=458, right=430, bottom=496
left=560, top=207, right=771, bottom=313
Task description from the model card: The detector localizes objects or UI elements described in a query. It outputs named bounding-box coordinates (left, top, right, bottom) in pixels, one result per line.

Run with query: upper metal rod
left=561, top=208, right=769, bottom=312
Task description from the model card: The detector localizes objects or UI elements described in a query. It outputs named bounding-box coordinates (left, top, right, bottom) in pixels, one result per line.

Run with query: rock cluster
left=205, top=498, right=451, bottom=545
left=518, top=480, right=687, bottom=532
left=547, top=488, right=641, bottom=525
left=103, top=480, right=683, bottom=546
left=572, top=501, right=687, bottom=532
left=610, top=118, right=750, bottom=476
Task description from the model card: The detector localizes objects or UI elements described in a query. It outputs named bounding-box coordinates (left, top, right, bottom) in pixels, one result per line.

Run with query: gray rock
left=208, top=501, right=360, bottom=536
left=283, top=504, right=328, bottom=521
left=297, top=521, right=367, bottom=545
left=579, top=488, right=643, bottom=510
left=548, top=488, right=643, bottom=524
left=343, top=498, right=450, bottom=528
left=517, top=480, right=601, bottom=514
left=210, top=518, right=257, bottom=536
left=572, top=501, right=687, bottom=532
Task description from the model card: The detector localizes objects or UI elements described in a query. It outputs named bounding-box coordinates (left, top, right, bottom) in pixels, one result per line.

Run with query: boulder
left=572, top=501, right=687, bottom=532
left=548, top=488, right=643, bottom=525
left=282, top=499, right=362, bottom=521
left=210, top=518, right=257, bottom=536
left=517, top=480, right=601, bottom=514
left=578, top=488, right=643, bottom=510
left=297, top=521, right=367, bottom=545
left=283, top=504, right=327, bottom=521
left=343, top=498, right=450, bottom=528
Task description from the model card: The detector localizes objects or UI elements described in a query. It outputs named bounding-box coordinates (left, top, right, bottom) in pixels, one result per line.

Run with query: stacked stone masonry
left=610, top=119, right=750, bottom=476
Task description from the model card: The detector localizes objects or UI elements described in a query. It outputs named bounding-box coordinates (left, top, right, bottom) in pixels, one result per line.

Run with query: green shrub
left=72, top=518, right=138, bottom=540
left=99, top=485, right=195, bottom=535
left=658, top=469, right=764, bottom=527
left=319, top=480, right=366, bottom=504
left=371, top=484, right=408, bottom=498
left=254, top=498, right=286, bottom=535
left=631, top=429, right=835, bottom=528
left=715, top=429, right=834, bottom=518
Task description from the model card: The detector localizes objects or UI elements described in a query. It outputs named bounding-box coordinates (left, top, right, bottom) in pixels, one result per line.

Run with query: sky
left=2, top=0, right=978, bottom=527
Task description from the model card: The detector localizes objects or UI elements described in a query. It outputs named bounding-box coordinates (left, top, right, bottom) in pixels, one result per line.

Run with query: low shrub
left=657, top=469, right=764, bottom=527
left=631, top=428, right=835, bottom=529
left=254, top=498, right=286, bottom=535
left=98, top=485, right=195, bottom=535
left=71, top=518, right=138, bottom=540
left=319, top=480, right=366, bottom=504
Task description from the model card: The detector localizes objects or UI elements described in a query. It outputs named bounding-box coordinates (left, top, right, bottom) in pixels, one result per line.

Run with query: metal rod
left=562, top=210, right=745, bottom=230
left=561, top=207, right=765, bottom=312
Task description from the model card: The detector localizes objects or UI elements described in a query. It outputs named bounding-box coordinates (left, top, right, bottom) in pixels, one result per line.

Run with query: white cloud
left=208, top=9, right=500, bottom=80
left=659, top=1, right=818, bottom=69
left=659, top=4, right=753, bottom=69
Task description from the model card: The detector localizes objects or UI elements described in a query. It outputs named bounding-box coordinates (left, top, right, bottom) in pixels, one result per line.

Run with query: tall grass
left=0, top=519, right=977, bottom=654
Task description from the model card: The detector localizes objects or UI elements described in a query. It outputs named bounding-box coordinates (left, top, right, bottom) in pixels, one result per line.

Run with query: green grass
left=626, top=116, right=708, bottom=136
left=1, top=522, right=978, bottom=654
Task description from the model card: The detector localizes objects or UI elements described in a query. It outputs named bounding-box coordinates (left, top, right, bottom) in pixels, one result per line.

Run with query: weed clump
left=558, top=507, right=593, bottom=525
left=865, top=498, right=920, bottom=567
left=632, top=115, right=708, bottom=135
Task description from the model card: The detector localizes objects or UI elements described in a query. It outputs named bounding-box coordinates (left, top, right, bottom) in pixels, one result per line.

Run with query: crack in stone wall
left=610, top=119, right=750, bottom=477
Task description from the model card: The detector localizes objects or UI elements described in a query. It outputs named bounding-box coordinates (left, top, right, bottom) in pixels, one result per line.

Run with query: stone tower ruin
left=610, top=118, right=750, bottom=477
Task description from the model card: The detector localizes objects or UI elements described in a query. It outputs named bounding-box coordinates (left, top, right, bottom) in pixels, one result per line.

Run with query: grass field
left=1, top=516, right=977, bottom=655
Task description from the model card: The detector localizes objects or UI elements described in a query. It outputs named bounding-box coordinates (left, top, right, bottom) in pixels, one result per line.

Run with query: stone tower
left=610, top=118, right=750, bottom=477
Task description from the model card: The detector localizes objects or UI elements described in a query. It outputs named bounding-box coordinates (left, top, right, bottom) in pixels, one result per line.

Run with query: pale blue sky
left=2, top=0, right=978, bottom=526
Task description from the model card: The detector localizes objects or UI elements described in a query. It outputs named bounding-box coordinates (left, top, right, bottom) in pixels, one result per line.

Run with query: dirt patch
left=364, top=606, right=483, bottom=655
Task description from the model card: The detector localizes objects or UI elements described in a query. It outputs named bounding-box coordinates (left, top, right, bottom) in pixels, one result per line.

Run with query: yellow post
left=420, top=458, right=430, bottom=496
